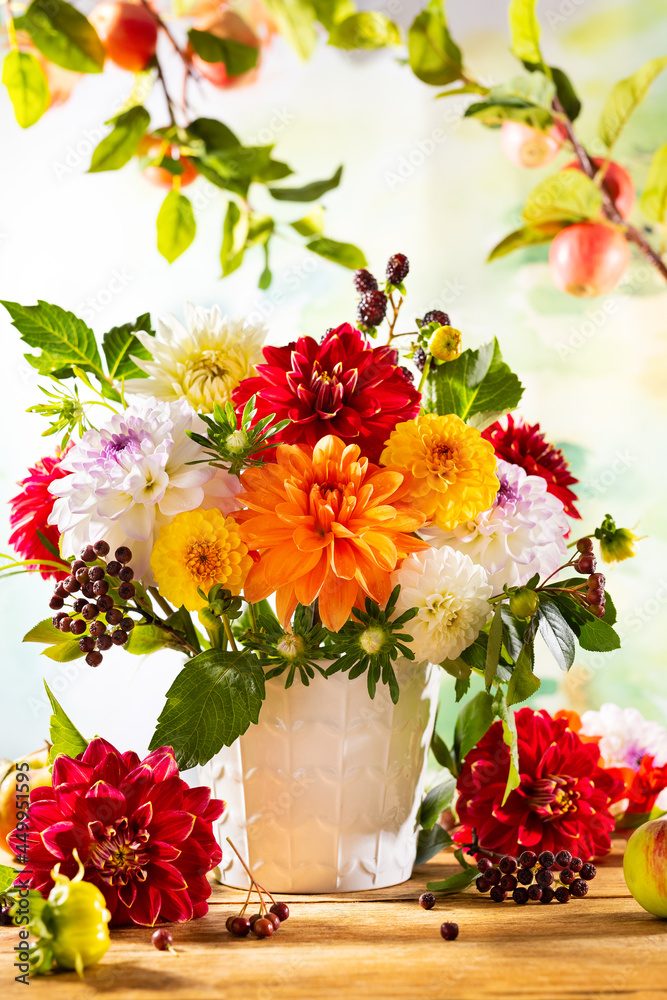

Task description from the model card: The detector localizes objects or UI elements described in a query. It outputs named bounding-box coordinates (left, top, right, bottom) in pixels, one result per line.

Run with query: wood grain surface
left=2, top=841, right=666, bottom=999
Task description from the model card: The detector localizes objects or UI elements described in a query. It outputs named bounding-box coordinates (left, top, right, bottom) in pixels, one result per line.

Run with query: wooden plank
left=2, top=845, right=666, bottom=999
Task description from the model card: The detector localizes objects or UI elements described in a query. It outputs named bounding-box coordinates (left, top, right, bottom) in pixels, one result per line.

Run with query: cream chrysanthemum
left=391, top=547, right=492, bottom=663
left=151, top=509, right=252, bottom=612
left=125, top=303, right=266, bottom=413
left=380, top=413, right=498, bottom=531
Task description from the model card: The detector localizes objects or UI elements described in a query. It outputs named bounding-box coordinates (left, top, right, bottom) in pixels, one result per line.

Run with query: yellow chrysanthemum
left=150, top=509, right=252, bottom=611
left=380, top=413, right=498, bottom=531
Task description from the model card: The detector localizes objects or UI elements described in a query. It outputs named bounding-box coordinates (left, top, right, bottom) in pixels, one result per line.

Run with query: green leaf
left=2, top=50, right=49, bottom=128
left=23, top=618, right=64, bottom=644
left=157, top=190, right=196, bottom=264
left=408, top=0, right=462, bottom=87
left=42, top=640, right=86, bottom=662
left=430, top=730, right=457, bottom=775
left=427, top=867, right=479, bottom=894
left=102, top=313, right=154, bottom=380
left=328, top=12, right=401, bottom=50
left=599, top=56, right=667, bottom=150
left=465, top=101, right=553, bottom=129
left=640, top=142, right=667, bottom=224
left=602, top=589, right=617, bottom=626
left=422, top=338, right=524, bottom=421
left=221, top=201, right=249, bottom=276
left=453, top=690, right=494, bottom=763
left=508, top=0, right=543, bottom=67
left=245, top=214, right=274, bottom=248
left=291, top=206, right=325, bottom=237
left=488, top=222, right=567, bottom=261
left=188, top=28, right=259, bottom=76
left=0, top=865, right=16, bottom=894
left=493, top=689, right=521, bottom=804
left=269, top=165, right=342, bottom=202
left=506, top=645, right=540, bottom=707
left=2, top=299, right=103, bottom=377
left=578, top=617, right=621, bottom=652
left=419, top=778, right=457, bottom=830
left=44, top=679, right=88, bottom=763
left=88, top=106, right=150, bottom=173
left=415, top=824, right=454, bottom=866
left=18, top=0, right=105, bottom=73
left=197, top=145, right=273, bottom=197
left=261, top=0, right=318, bottom=60
left=125, top=622, right=182, bottom=655
left=537, top=599, right=576, bottom=671
left=149, top=648, right=266, bottom=770
left=522, top=170, right=603, bottom=226
left=549, top=66, right=582, bottom=121
left=488, top=72, right=556, bottom=110
left=312, top=0, right=354, bottom=30
left=436, top=82, right=489, bottom=98
left=306, top=236, right=366, bottom=269
left=187, top=117, right=240, bottom=153
left=485, top=604, right=503, bottom=691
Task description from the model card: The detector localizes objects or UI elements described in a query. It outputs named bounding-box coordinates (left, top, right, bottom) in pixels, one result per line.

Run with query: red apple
left=89, top=1, right=158, bottom=72
left=139, top=138, right=198, bottom=188
left=0, top=748, right=51, bottom=851
left=190, top=8, right=260, bottom=89
left=564, top=157, right=636, bottom=218
left=549, top=222, right=630, bottom=297
left=500, top=120, right=562, bottom=169
left=623, top=816, right=667, bottom=917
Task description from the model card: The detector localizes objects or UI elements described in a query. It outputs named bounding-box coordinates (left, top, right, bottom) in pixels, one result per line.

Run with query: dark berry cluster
left=353, top=253, right=410, bottom=331
left=49, top=541, right=136, bottom=667
left=574, top=537, right=606, bottom=618
left=475, top=850, right=596, bottom=905
left=226, top=902, right=290, bottom=941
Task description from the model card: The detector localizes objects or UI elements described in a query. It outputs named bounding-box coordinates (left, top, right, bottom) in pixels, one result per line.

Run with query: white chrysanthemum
left=124, top=303, right=266, bottom=412
left=392, top=548, right=492, bottom=664
left=579, top=704, right=667, bottom=770
left=424, top=459, right=569, bottom=596
left=48, top=397, right=240, bottom=580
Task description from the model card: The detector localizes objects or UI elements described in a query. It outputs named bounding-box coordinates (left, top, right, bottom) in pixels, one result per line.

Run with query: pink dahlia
left=232, top=323, right=421, bottom=463
left=8, top=449, right=71, bottom=579
left=482, top=414, right=580, bottom=519
left=455, top=708, right=624, bottom=860
left=10, top=738, right=224, bottom=926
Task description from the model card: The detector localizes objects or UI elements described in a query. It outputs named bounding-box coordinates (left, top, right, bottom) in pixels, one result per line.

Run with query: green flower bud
left=359, top=625, right=386, bottom=655
left=46, top=858, right=110, bottom=977
left=277, top=633, right=306, bottom=660
left=198, top=607, right=220, bottom=629
left=226, top=429, right=249, bottom=455
left=599, top=527, right=638, bottom=564
left=509, top=589, right=540, bottom=619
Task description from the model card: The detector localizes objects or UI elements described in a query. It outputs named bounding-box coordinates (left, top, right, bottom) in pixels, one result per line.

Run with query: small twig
left=386, top=292, right=404, bottom=344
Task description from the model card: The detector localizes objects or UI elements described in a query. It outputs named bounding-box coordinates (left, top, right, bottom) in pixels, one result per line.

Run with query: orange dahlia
left=235, top=435, right=428, bottom=631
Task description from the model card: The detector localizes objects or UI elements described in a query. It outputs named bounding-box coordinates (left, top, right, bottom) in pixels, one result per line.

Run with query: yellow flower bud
left=600, top=527, right=639, bottom=563
left=429, top=326, right=462, bottom=362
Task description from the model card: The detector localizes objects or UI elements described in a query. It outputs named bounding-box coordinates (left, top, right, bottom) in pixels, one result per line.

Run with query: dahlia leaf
left=329, top=12, right=401, bottom=51
left=44, top=680, right=88, bottom=763
left=427, top=867, right=479, bottom=894
left=419, top=778, right=456, bottom=830
left=408, top=0, right=462, bottom=87
left=1, top=300, right=104, bottom=378
left=102, top=313, right=154, bottom=380
left=269, top=165, right=343, bottom=202
left=422, top=338, right=524, bottom=422
left=157, top=191, right=196, bottom=264
left=508, top=0, right=543, bottom=68
left=453, top=691, right=494, bottom=764
left=599, top=56, right=667, bottom=150
left=15, top=0, right=105, bottom=74
left=149, top=649, right=266, bottom=770
left=88, top=105, right=150, bottom=173
left=485, top=604, right=503, bottom=691
left=306, top=237, right=367, bottom=269
left=536, top=599, right=576, bottom=671
left=415, top=824, right=453, bottom=866
left=506, top=645, right=540, bottom=706
left=2, top=50, right=49, bottom=129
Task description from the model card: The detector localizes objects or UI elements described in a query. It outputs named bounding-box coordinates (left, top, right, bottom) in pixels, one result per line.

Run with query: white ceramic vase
left=199, top=657, right=440, bottom=893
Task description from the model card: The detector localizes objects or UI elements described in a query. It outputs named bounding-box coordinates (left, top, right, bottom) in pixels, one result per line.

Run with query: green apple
left=623, top=817, right=667, bottom=917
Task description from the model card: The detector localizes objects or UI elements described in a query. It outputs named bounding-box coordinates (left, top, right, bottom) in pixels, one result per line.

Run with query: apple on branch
left=623, top=817, right=667, bottom=918
left=549, top=221, right=631, bottom=298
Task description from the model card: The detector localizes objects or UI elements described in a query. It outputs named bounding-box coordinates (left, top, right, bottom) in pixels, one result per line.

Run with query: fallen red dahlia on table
left=455, top=708, right=625, bottom=860
left=10, top=738, right=224, bottom=926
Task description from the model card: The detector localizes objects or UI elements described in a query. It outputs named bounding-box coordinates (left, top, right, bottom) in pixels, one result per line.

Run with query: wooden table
left=2, top=840, right=666, bottom=999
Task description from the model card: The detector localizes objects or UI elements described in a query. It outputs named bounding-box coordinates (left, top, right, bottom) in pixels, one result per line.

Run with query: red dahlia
left=232, top=323, right=420, bottom=463
left=624, top=755, right=667, bottom=819
left=8, top=448, right=71, bottom=579
left=482, top=414, right=580, bottom=518
left=455, top=708, right=624, bottom=860
left=10, top=738, right=224, bottom=926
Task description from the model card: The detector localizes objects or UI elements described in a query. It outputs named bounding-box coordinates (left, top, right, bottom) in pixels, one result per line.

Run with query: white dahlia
left=48, top=397, right=240, bottom=580
left=579, top=704, right=667, bottom=771
left=124, top=303, right=266, bottom=413
left=424, top=459, right=569, bottom=596
left=392, top=547, right=492, bottom=664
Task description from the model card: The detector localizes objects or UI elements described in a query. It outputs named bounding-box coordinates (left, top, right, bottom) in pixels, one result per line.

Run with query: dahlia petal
left=149, top=810, right=196, bottom=843
left=26, top=799, right=65, bottom=828
left=124, top=882, right=162, bottom=927
left=118, top=880, right=138, bottom=908
left=139, top=748, right=179, bottom=782
left=40, top=820, right=89, bottom=860
left=148, top=861, right=189, bottom=891
left=52, top=756, right=94, bottom=788
left=157, top=889, right=194, bottom=923
left=318, top=573, right=358, bottom=632
left=275, top=583, right=299, bottom=627
left=293, top=525, right=333, bottom=552
left=82, top=737, right=124, bottom=767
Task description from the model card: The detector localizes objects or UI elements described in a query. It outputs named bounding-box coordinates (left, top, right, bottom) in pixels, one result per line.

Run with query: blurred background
left=1, top=0, right=666, bottom=763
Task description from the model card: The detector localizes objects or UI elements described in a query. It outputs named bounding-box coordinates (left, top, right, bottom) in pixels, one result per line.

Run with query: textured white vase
left=199, top=657, right=440, bottom=893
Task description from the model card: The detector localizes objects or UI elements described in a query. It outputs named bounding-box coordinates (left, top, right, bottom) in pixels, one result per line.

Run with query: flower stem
left=222, top=614, right=238, bottom=651
left=149, top=587, right=175, bottom=618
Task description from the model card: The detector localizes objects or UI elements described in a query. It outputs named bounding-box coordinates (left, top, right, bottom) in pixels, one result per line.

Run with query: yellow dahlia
left=380, top=413, right=498, bottom=531
left=150, top=508, right=252, bottom=611
left=124, top=303, right=266, bottom=413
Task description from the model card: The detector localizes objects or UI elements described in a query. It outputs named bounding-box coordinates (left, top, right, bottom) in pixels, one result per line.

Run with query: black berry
left=538, top=851, right=555, bottom=869
left=230, top=916, right=251, bottom=937
left=89, top=566, right=105, bottom=583
left=115, top=546, right=133, bottom=564
left=79, top=636, right=95, bottom=653
left=357, top=290, right=388, bottom=327
left=59, top=617, right=73, bottom=633
left=97, top=595, right=114, bottom=613
left=499, top=874, right=517, bottom=892
left=81, top=583, right=96, bottom=599
left=512, top=887, right=529, bottom=905
left=422, top=310, right=450, bottom=327
left=49, top=596, right=64, bottom=610
left=75, top=567, right=89, bottom=583
left=485, top=868, right=501, bottom=887
left=499, top=856, right=518, bottom=875
left=119, top=566, right=134, bottom=582
left=419, top=892, right=436, bottom=910
left=527, top=885, right=543, bottom=901
left=440, top=922, right=458, bottom=940
left=489, top=886, right=506, bottom=903
left=475, top=876, right=490, bottom=893
left=517, top=868, right=533, bottom=886
left=412, top=346, right=427, bottom=372
left=554, top=887, right=571, bottom=903
left=519, top=851, right=537, bottom=868
left=93, top=580, right=109, bottom=597
left=93, top=540, right=110, bottom=557
left=71, top=560, right=86, bottom=573
left=574, top=554, right=596, bottom=575
left=386, top=253, right=409, bottom=285
left=89, top=621, right=106, bottom=638
left=152, top=928, right=173, bottom=950
left=477, top=858, right=493, bottom=873
left=106, top=608, right=123, bottom=626
left=86, top=651, right=103, bottom=667
left=535, top=868, right=554, bottom=887
left=580, top=863, right=597, bottom=881
left=54, top=583, right=68, bottom=599
left=555, top=850, right=572, bottom=868
left=120, top=617, right=135, bottom=631
left=267, top=913, right=281, bottom=931
left=353, top=269, right=378, bottom=293
left=570, top=857, right=583, bottom=873
left=106, top=561, right=122, bottom=577
left=540, top=887, right=555, bottom=904
left=81, top=545, right=97, bottom=563
left=63, top=575, right=81, bottom=593
left=570, top=879, right=588, bottom=898
left=52, top=612, right=67, bottom=627
left=111, top=630, right=128, bottom=645
left=97, top=635, right=113, bottom=651
left=82, top=603, right=99, bottom=620
left=118, top=582, right=136, bottom=600
left=71, top=619, right=86, bottom=636
left=559, top=868, right=575, bottom=885
left=73, top=598, right=87, bottom=613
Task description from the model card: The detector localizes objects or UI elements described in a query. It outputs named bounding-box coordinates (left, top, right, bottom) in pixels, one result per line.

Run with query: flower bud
left=226, top=429, right=249, bottom=455
left=599, top=527, right=638, bottom=563
left=276, top=633, right=306, bottom=660
left=429, top=326, right=462, bottom=362
left=509, top=589, right=540, bottom=619
left=359, top=625, right=386, bottom=655
left=45, top=859, right=111, bottom=977
left=198, top=607, right=220, bottom=629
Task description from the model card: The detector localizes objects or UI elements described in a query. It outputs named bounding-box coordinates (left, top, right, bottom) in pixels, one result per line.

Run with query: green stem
left=247, top=601, right=258, bottom=632
left=222, top=614, right=238, bottom=651
left=417, top=355, right=432, bottom=395
left=149, top=586, right=175, bottom=618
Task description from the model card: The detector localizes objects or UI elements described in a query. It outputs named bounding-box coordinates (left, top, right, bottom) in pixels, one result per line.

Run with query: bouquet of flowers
left=1, top=253, right=639, bottom=919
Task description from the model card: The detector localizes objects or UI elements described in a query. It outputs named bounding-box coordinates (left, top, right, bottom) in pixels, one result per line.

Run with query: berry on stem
left=353, top=269, right=378, bottom=293
left=512, top=887, right=529, bottom=905
left=538, top=851, right=555, bottom=869
left=527, top=885, right=543, bottom=902
left=570, top=857, right=583, bottom=873
left=517, top=868, right=534, bottom=886
left=560, top=868, right=575, bottom=886
left=386, top=253, right=409, bottom=285
left=489, top=886, right=507, bottom=903
left=540, top=887, right=555, bottom=904
left=580, top=863, right=597, bottom=881
left=421, top=310, right=450, bottom=327
left=253, top=917, right=274, bottom=939
left=554, top=887, right=571, bottom=904
left=570, top=879, right=589, bottom=898
left=499, top=856, right=518, bottom=875
left=230, top=916, right=251, bottom=937
left=477, top=858, right=493, bottom=874
left=519, top=851, right=537, bottom=868
left=152, top=928, right=174, bottom=951
left=357, top=290, right=388, bottom=328
left=270, top=902, right=289, bottom=922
